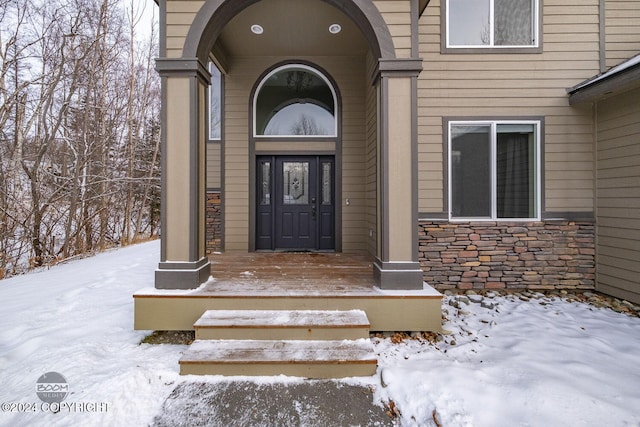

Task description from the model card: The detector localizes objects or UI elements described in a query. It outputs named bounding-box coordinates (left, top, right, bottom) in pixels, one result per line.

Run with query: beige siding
left=165, top=0, right=416, bottom=59
left=596, top=87, right=640, bottom=304
left=417, top=0, right=599, bottom=214
left=223, top=56, right=368, bottom=252
left=165, top=0, right=204, bottom=58
left=365, top=52, right=378, bottom=257
left=206, top=142, right=222, bottom=189
left=605, top=0, right=640, bottom=69
left=374, top=0, right=413, bottom=58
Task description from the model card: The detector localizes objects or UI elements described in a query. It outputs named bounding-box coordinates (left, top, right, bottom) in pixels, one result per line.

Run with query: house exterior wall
left=165, top=1, right=203, bottom=58
left=595, top=86, right=640, bottom=304
left=165, top=1, right=414, bottom=59
left=373, top=0, right=413, bottom=58
left=206, top=142, right=221, bottom=189
left=605, top=0, right=640, bottom=68
left=414, top=0, right=600, bottom=290
left=365, top=51, right=379, bottom=257
left=417, top=0, right=600, bottom=215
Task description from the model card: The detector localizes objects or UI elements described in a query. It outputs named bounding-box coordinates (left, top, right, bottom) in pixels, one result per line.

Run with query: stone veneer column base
left=155, top=257, right=211, bottom=289
left=206, top=191, right=223, bottom=254
left=374, top=259, right=424, bottom=290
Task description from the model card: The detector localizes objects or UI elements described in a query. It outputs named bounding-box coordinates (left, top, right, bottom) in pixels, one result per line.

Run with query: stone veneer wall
left=419, top=221, right=596, bottom=291
left=205, top=191, right=223, bottom=254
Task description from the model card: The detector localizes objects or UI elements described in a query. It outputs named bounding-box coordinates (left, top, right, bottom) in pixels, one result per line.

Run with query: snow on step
left=194, top=309, right=370, bottom=340
left=179, top=339, right=378, bottom=378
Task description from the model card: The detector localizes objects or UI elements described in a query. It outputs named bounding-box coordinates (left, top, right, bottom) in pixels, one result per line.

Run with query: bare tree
left=0, top=0, right=161, bottom=275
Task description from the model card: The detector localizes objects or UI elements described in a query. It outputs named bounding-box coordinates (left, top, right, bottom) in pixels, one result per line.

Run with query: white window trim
left=253, top=64, right=338, bottom=138
left=448, top=120, right=541, bottom=221
left=445, top=0, right=539, bottom=49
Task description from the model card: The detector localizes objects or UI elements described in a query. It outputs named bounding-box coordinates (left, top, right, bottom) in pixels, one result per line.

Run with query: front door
left=256, top=156, right=335, bottom=251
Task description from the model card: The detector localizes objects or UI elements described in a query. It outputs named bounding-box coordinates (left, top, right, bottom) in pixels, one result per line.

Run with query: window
left=449, top=121, right=540, bottom=220
left=446, top=0, right=538, bottom=48
left=208, top=63, right=221, bottom=140
left=254, top=64, right=337, bottom=137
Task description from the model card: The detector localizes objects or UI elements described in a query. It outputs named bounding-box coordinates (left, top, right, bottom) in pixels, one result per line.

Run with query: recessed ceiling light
left=251, top=24, right=264, bottom=35
left=328, top=23, right=342, bottom=34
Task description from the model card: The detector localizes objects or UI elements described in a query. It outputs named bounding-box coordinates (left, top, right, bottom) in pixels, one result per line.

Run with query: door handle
left=311, top=197, right=316, bottom=219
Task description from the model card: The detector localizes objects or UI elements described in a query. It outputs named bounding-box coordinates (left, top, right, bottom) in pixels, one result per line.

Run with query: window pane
left=496, top=125, right=535, bottom=218
left=264, top=103, right=334, bottom=136
left=322, top=162, right=332, bottom=205
left=451, top=125, right=491, bottom=217
left=495, top=0, right=533, bottom=46
left=283, top=162, right=309, bottom=205
left=449, top=0, right=490, bottom=46
left=209, top=63, right=221, bottom=140
left=260, top=161, right=271, bottom=205
left=256, top=67, right=336, bottom=136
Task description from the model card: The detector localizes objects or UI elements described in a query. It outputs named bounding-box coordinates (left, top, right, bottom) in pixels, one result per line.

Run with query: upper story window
left=254, top=64, right=337, bottom=137
left=448, top=120, right=541, bottom=221
left=446, top=0, right=539, bottom=49
left=209, top=63, right=221, bottom=140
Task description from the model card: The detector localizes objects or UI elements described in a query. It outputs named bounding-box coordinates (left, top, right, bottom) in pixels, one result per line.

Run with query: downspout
left=593, top=101, right=599, bottom=293
left=599, top=0, right=606, bottom=72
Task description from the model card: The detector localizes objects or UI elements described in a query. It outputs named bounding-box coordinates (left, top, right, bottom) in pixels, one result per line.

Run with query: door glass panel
left=322, top=162, right=332, bottom=205
left=283, top=162, right=309, bottom=205
left=260, top=161, right=271, bottom=205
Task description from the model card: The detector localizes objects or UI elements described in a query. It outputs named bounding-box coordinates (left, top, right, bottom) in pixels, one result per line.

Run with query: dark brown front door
left=256, top=155, right=335, bottom=251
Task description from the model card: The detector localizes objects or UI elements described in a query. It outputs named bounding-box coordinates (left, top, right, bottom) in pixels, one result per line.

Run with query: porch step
left=194, top=309, right=370, bottom=340
left=179, top=339, right=377, bottom=378
left=182, top=309, right=378, bottom=377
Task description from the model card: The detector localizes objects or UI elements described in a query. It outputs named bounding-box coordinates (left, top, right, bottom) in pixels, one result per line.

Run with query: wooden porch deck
left=134, top=252, right=442, bottom=332
left=205, top=252, right=378, bottom=295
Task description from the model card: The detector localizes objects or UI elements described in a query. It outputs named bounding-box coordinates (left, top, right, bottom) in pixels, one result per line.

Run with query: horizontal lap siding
left=223, top=59, right=254, bottom=251
left=417, top=0, right=600, bottom=214
left=605, top=0, right=640, bottom=68
left=224, top=56, right=367, bottom=252
left=374, top=0, right=413, bottom=58
left=206, top=142, right=221, bottom=189
left=596, top=87, right=640, bottom=303
left=166, top=1, right=204, bottom=58
left=365, top=52, right=378, bottom=257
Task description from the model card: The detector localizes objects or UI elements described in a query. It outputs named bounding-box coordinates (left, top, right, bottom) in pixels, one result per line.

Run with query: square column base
left=155, top=257, right=211, bottom=289
left=373, top=259, right=424, bottom=290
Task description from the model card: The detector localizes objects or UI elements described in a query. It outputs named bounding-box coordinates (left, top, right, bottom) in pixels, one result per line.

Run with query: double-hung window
left=448, top=120, right=541, bottom=220
left=446, top=0, right=539, bottom=48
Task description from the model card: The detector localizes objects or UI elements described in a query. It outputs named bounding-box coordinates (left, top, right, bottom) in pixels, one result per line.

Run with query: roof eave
left=568, top=61, right=640, bottom=105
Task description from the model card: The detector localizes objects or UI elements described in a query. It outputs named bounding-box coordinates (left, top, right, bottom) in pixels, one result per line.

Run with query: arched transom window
left=254, top=64, right=337, bottom=137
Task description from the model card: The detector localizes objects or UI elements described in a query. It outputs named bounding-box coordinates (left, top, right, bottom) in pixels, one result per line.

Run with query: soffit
left=217, top=0, right=368, bottom=57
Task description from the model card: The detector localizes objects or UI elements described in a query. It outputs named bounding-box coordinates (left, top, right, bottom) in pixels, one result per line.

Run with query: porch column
left=374, top=59, right=423, bottom=290
left=154, top=59, right=211, bottom=289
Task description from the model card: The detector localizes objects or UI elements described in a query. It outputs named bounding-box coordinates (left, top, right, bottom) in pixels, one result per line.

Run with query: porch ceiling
left=216, top=0, right=369, bottom=58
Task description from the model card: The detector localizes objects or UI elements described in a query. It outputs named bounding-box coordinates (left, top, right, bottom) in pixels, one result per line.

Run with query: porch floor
left=205, top=252, right=384, bottom=295
left=134, top=252, right=443, bottom=332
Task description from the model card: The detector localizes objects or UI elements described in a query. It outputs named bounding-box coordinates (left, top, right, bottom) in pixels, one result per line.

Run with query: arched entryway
left=155, top=0, right=424, bottom=290
left=251, top=62, right=340, bottom=252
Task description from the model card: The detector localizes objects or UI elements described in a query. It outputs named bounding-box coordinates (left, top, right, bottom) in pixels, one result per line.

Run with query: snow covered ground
left=0, top=240, right=639, bottom=427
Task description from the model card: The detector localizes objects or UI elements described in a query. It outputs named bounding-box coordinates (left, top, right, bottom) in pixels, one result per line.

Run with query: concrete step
left=194, top=309, right=370, bottom=341
left=179, top=339, right=378, bottom=378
